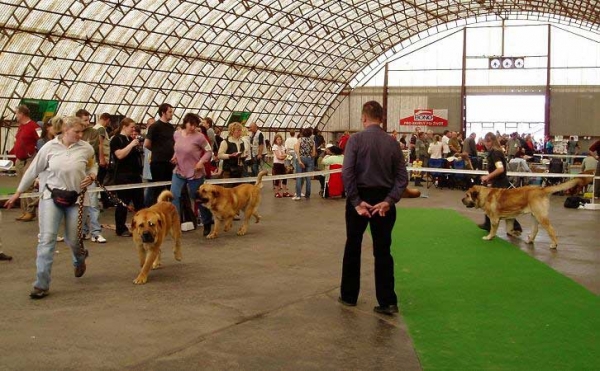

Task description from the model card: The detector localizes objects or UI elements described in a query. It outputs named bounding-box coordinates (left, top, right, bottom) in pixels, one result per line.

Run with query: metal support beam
left=545, top=24, right=552, bottom=138
left=460, top=28, right=467, bottom=136
left=382, top=62, right=389, bottom=132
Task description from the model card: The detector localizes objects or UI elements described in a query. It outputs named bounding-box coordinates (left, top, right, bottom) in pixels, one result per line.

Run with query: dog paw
left=550, top=243, right=558, bottom=249
left=206, top=233, right=217, bottom=239
left=237, top=229, right=247, bottom=236
left=482, top=235, right=493, bottom=241
left=174, top=252, right=182, bottom=261
left=152, top=263, right=162, bottom=270
left=133, top=276, right=147, bottom=285
left=526, top=236, right=534, bottom=244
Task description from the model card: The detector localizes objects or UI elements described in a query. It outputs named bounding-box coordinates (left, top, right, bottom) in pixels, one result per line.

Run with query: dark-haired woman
left=479, top=132, right=522, bottom=234
left=110, top=118, right=144, bottom=237
left=293, top=127, right=316, bottom=200
left=36, top=120, right=57, bottom=150
left=170, top=113, right=212, bottom=235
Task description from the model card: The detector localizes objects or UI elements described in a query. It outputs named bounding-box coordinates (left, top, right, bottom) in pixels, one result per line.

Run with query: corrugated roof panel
left=1, top=1, right=599, bottom=129
left=0, top=52, right=30, bottom=76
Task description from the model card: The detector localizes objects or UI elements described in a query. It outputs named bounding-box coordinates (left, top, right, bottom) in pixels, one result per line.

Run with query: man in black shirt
left=144, top=103, right=175, bottom=203
left=339, top=100, right=408, bottom=316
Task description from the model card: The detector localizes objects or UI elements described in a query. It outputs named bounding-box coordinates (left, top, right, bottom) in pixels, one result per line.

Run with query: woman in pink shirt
left=170, top=113, right=212, bottom=233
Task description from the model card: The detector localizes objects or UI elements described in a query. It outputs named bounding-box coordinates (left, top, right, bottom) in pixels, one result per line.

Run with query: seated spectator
left=320, top=145, right=344, bottom=197
left=508, top=151, right=532, bottom=187
left=509, top=151, right=532, bottom=173
left=321, top=145, right=344, bottom=178
left=581, top=152, right=598, bottom=174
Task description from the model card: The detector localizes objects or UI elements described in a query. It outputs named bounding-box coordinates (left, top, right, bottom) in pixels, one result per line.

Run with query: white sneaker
left=37, top=234, right=66, bottom=243
left=292, top=196, right=301, bottom=201
left=91, top=235, right=107, bottom=243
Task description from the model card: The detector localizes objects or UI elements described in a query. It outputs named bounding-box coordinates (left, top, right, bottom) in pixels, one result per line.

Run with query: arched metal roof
left=1, top=1, right=599, bottom=129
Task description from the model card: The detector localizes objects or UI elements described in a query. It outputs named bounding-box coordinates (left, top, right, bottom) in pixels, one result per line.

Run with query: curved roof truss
left=1, top=1, right=598, bottom=129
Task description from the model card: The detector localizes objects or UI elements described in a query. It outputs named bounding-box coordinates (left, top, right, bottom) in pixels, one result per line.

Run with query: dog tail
left=543, top=178, right=584, bottom=195
left=158, top=190, right=174, bottom=202
left=255, top=170, right=268, bottom=188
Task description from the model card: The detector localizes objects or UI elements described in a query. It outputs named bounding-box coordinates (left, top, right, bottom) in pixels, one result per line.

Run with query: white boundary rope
left=1, top=167, right=596, bottom=200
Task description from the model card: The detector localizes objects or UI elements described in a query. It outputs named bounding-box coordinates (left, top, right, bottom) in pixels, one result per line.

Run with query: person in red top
left=338, top=131, right=350, bottom=153
left=9, top=105, right=39, bottom=221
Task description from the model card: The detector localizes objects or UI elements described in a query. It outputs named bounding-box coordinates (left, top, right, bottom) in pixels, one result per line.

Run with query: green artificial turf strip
left=0, top=187, right=16, bottom=195
left=392, top=208, right=600, bottom=371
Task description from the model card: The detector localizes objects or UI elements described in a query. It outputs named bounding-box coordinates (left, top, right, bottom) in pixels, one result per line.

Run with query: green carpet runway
left=392, top=208, right=600, bottom=371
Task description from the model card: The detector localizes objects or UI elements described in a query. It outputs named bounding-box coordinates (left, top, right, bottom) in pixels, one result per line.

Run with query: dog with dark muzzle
left=461, top=178, right=586, bottom=249
left=130, top=190, right=182, bottom=284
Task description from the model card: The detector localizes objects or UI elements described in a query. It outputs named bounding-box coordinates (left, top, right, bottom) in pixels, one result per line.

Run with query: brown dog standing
left=462, top=178, right=585, bottom=249
left=197, top=170, right=267, bottom=239
left=131, top=190, right=182, bottom=284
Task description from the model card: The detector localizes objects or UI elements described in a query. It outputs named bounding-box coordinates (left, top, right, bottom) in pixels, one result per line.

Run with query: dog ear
left=471, top=190, right=479, bottom=199
left=157, top=219, right=163, bottom=228
left=212, top=189, right=219, bottom=198
left=131, top=217, right=137, bottom=229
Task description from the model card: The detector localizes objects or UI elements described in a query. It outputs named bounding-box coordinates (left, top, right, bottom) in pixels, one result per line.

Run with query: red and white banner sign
left=399, top=109, right=448, bottom=127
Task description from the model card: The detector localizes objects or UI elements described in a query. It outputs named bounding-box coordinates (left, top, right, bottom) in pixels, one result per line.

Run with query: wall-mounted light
left=488, top=57, right=525, bottom=69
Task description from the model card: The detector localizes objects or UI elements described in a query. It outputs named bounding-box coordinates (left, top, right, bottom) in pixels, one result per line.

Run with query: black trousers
left=340, top=188, right=398, bottom=306
left=115, top=175, right=144, bottom=235
left=96, top=165, right=110, bottom=207
left=483, top=179, right=522, bottom=231
left=150, top=161, right=174, bottom=204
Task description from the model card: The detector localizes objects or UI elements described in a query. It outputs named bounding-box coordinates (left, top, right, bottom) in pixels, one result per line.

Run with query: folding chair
left=544, top=158, right=564, bottom=188
left=507, top=161, right=521, bottom=188
left=452, top=160, right=469, bottom=190
left=427, top=158, right=449, bottom=189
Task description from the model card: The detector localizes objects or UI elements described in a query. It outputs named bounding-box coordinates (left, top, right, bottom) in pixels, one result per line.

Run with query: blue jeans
left=143, top=179, right=153, bottom=208
left=170, top=173, right=213, bottom=226
left=36, top=198, right=86, bottom=290
left=295, top=156, right=314, bottom=198
left=82, top=190, right=101, bottom=237
left=251, top=157, right=262, bottom=176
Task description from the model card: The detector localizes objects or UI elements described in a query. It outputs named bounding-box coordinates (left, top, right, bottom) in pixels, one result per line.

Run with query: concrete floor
left=0, top=177, right=598, bottom=371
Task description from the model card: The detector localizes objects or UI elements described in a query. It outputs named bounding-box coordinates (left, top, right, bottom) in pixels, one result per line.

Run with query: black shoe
left=477, top=223, right=490, bottom=231
left=203, top=225, right=212, bottom=237
left=338, top=297, right=357, bottom=307
left=118, top=231, right=132, bottom=237
left=0, top=252, right=13, bottom=261
left=29, top=287, right=49, bottom=299
left=373, top=304, right=399, bottom=315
